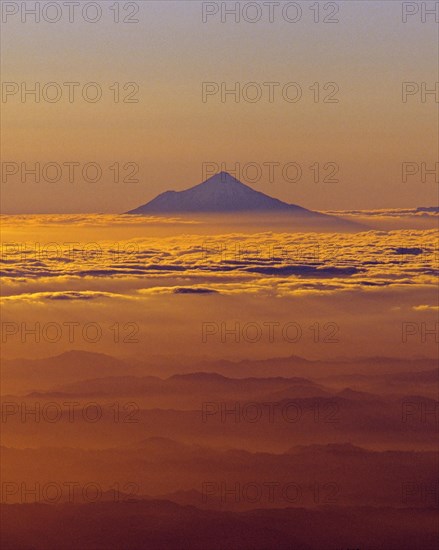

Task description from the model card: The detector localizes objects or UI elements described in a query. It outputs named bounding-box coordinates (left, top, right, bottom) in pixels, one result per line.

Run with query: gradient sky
left=1, top=0, right=437, bottom=213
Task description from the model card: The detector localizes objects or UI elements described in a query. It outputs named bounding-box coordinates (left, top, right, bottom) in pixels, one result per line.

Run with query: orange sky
left=1, top=1, right=437, bottom=213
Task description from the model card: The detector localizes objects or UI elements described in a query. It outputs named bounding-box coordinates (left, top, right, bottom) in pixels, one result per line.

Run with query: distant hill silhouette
left=2, top=501, right=438, bottom=549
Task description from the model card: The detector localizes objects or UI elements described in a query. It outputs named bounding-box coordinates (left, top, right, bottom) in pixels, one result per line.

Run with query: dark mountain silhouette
left=3, top=501, right=437, bottom=550
left=126, top=172, right=358, bottom=229
left=4, top=350, right=436, bottom=395
left=3, top=442, right=438, bottom=509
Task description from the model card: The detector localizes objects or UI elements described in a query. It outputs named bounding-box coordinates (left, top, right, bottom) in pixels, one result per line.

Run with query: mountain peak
left=202, top=171, right=245, bottom=186
left=126, top=171, right=310, bottom=215
left=125, top=172, right=361, bottom=231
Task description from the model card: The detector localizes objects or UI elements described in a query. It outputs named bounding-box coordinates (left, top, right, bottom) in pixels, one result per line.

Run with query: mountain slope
left=127, top=172, right=310, bottom=214
left=126, top=172, right=344, bottom=222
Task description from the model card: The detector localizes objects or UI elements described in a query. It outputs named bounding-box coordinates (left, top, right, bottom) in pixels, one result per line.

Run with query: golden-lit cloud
left=1, top=215, right=437, bottom=361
